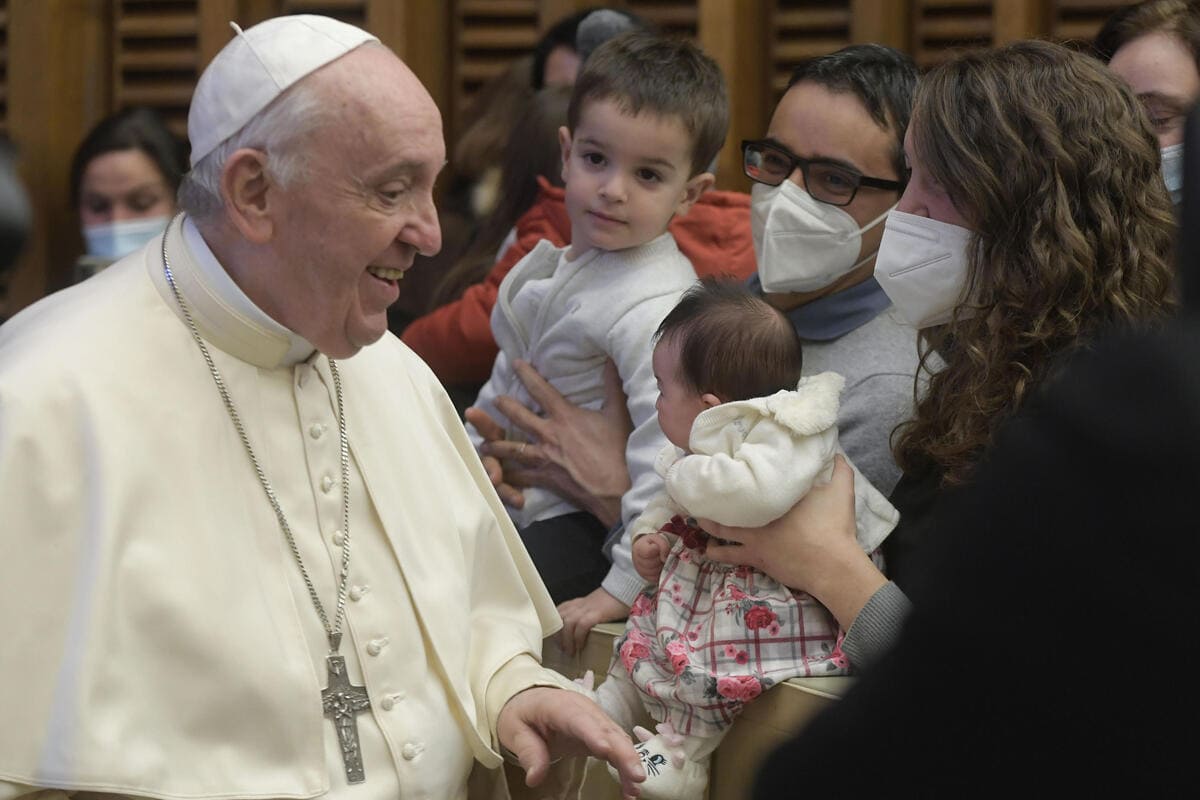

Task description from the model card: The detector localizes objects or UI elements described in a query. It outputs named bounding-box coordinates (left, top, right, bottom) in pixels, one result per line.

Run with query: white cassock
left=0, top=215, right=573, bottom=799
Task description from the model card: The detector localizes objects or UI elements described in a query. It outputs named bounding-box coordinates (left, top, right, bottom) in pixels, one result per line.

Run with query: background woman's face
left=1109, top=30, right=1200, bottom=148
left=77, top=148, right=174, bottom=226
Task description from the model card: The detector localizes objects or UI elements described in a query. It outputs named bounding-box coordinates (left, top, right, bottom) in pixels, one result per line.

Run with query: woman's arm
left=702, top=456, right=907, bottom=666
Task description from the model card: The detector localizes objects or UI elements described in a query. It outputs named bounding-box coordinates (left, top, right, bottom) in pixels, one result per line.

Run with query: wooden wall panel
left=699, top=0, right=766, bottom=191
left=770, top=0, right=852, bottom=102
left=912, top=0, right=994, bottom=67
left=113, top=1, right=200, bottom=138
left=625, top=0, right=698, bottom=38
left=1050, top=0, right=1130, bottom=44
left=0, top=0, right=8, bottom=136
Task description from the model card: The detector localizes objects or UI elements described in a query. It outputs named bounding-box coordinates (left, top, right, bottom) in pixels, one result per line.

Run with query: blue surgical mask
left=1162, top=143, right=1183, bottom=207
left=83, top=215, right=170, bottom=261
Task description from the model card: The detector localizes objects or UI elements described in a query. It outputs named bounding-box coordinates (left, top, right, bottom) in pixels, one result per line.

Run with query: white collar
left=149, top=215, right=317, bottom=369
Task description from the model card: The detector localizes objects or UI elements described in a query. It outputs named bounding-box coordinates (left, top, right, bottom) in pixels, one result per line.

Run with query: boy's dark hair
left=655, top=278, right=803, bottom=402
left=567, top=31, right=728, bottom=176
left=69, top=107, right=187, bottom=209
left=787, top=43, right=917, bottom=183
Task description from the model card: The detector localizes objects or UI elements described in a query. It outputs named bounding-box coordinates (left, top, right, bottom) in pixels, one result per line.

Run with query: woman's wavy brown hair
left=894, top=40, right=1177, bottom=486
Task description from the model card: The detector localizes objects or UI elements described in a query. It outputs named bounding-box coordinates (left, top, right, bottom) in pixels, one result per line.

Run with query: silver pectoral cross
left=322, top=654, right=371, bottom=783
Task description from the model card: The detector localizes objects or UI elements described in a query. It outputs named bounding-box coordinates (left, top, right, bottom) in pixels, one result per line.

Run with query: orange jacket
left=403, top=178, right=757, bottom=387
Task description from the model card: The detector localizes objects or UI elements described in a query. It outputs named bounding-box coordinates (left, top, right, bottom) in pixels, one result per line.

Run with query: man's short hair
left=567, top=31, right=728, bottom=176
left=655, top=278, right=804, bottom=402
left=787, top=43, right=918, bottom=181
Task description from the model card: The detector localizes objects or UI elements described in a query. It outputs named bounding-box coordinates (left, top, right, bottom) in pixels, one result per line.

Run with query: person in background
left=0, top=136, right=31, bottom=324
left=69, top=106, right=187, bottom=281
left=532, top=6, right=646, bottom=90
left=703, top=40, right=1177, bottom=672
left=1095, top=0, right=1200, bottom=207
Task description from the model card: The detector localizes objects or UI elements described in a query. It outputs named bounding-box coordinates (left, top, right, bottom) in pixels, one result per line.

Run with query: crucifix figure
left=322, top=653, right=371, bottom=783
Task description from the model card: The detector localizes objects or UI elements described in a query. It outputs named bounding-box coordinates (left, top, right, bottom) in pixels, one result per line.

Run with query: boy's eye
left=582, top=152, right=606, bottom=167
left=637, top=168, right=662, bottom=183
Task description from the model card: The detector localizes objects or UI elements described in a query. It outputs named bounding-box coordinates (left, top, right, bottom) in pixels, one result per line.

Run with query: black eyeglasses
left=741, top=139, right=907, bottom=207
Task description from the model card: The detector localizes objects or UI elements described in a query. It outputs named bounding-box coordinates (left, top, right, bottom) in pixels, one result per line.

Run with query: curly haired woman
left=701, top=39, right=1177, bottom=668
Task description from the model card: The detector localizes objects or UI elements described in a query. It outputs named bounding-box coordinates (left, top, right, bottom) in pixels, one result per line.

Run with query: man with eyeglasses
left=741, top=43, right=924, bottom=499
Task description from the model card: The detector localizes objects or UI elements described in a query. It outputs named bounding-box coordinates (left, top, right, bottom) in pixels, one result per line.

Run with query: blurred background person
left=0, top=136, right=31, bottom=325
left=1095, top=0, right=1200, bottom=206
left=69, top=107, right=187, bottom=282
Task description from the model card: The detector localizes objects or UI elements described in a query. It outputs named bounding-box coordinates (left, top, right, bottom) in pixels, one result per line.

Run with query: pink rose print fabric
left=611, top=516, right=852, bottom=737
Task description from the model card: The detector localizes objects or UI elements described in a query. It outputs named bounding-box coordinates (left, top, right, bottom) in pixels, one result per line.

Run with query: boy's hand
left=632, top=533, right=670, bottom=582
left=557, top=588, right=629, bottom=656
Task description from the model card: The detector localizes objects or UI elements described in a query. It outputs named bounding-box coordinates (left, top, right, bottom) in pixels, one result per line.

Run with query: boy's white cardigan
left=470, top=233, right=698, bottom=604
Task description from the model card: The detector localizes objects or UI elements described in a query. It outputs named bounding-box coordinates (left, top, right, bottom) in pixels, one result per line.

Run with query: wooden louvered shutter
left=450, top=0, right=539, bottom=146
left=1050, top=0, right=1130, bottom=44
left=112, top=0, right=204, bottom=139
left=912, top=0, right=994, bottom=67
left=769, top=1, right=852, bottom=104
left=0, top=0, right=6, bottom=135
left=624, top=0, right=699, bottom=39
left=278, top=0, right=367, bottom=28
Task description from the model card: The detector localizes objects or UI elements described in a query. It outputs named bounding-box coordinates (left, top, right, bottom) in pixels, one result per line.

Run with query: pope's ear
left=219, top=148, right=275, bottom=244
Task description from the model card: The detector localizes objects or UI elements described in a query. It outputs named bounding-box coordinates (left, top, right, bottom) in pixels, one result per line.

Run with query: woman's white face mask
left=1161, top=142, right=1183, bottom=206
left=751, top=181, right=893, bottom=293
left=873, top=209, right=974, bottom=329
left=82, top=215, right=170, bottom=261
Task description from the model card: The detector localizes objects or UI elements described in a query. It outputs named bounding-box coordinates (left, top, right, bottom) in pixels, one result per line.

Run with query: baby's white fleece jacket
left=631, top=372, right=899, bottom=557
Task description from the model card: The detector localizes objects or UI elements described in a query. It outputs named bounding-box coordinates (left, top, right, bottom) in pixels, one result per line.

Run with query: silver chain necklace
left=160, top=221, right=371, bottom=783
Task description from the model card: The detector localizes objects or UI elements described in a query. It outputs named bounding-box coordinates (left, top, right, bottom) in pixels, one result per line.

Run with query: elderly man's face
left=269, top=46, right=444, bottom=358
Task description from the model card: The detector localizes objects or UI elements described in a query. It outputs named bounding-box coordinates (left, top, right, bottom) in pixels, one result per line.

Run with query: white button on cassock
left=321, top=475, right=335, bottom=493
left=401, top=742, right=423, bottom=760
left=349, top=584, right=368, bottom=601
left=332, top=530, right=345, bottom=546
left=366, top=637, right=389, bottom=656
left=309, top=423, right=325, bottom=439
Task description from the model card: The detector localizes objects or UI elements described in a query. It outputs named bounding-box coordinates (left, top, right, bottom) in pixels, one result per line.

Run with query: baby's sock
left=609, top=722, right=724, bottom=800
left=576, top=669, right=644, bottom=732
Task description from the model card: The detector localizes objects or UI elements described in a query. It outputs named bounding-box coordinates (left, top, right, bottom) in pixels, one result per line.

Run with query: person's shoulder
left=0, top=259, right=152, bottom=381
left=822, top=308, right=923, bottom=379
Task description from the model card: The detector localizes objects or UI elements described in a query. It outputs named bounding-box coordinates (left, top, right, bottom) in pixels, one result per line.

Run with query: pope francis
left=0, top=14, right=644, bottom=800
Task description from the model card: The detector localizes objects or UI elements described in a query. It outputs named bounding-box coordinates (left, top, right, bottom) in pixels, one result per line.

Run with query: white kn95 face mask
left=873, top=209, right=974, bottom=329
left=751, top=181, right=893, bottom=293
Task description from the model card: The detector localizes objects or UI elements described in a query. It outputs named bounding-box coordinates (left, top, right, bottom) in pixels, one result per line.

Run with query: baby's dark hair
left=566, top=30, right=728, bottom=176
left=655, top=278, right=803, bottom=402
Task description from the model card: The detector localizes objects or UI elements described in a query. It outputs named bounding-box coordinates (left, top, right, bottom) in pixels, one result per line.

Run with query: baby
left=581, top=279, right=899, bottom=799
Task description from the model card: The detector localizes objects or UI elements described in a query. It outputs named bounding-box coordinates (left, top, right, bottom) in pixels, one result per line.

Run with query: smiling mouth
left=367, top=266, right=405, bottom=281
